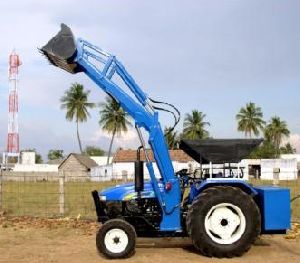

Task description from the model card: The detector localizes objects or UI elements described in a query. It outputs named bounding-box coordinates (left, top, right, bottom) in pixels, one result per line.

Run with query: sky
left=0, top=0, right=299, bottom=159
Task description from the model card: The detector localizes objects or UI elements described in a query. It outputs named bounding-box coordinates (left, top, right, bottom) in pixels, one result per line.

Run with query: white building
left=20, top=151, right=35, bottom=165
left=13, top=151, right=59, bottom=172
left=240, top=158, right=298, bottom=180
left=91, top=150, right=299, bottom=182
left=281, top=154, right=300, bottom=173
left=260, top=158, right=297, bottom=180
left=13, top=163, right=59, bottom=172
left=91, top=149, right=197, bottom=181
left=90, top=156, right=113, bottom=166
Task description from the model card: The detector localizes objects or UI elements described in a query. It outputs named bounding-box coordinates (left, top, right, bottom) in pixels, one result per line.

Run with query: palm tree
left=280, top=143, right=296, bottom=154
left=183, top=110, right=210, bottom=140
left=265, top=116, right=290, bottom=156
left=99, top=96, right=131, bottom=164
left=60, top=83, right=95, bottom=153
left=236, top=102, right=265, bottom=138
left=164, top=127, right=178, bottom=149
left=48, top=150, right=64, bottom=160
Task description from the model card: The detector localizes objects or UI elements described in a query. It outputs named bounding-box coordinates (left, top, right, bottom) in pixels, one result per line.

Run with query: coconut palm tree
left=164, top=127, right=179, bottom=149
left=47, top=150, right=64, bottom=161
left=99, top=96, right=131, bottom=164
left=265, top=116, right=290, bottom=156
left=280, top=142, right=296, bottom=154
left=236, top=102, right=265, bottom=138
left=183, top=110, right=210, bottom=140
left=60, top=83, right=95, bottom=153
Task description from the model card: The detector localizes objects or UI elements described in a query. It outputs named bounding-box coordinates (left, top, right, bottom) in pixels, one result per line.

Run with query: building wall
left=14, top=164, right=58, bottom=172
left=90, top=156, right=113, bottom=166
left=2, top=171, right=59, bottom=181
left=281, top=154, right=300, bottom=162
left=281, top=154, right=300, bottom=172
left=260, top=159, right=298, bottom=180
left=91, top=161, right=197, bottom=181
left=20, top=152, right=36, bottom=165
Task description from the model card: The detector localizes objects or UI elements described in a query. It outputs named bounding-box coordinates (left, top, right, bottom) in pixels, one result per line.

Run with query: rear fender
left=189, top=179, right=258, bottom=203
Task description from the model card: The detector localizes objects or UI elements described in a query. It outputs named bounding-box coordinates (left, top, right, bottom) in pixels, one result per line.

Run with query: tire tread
left=186, top=186, right=261, bottom=258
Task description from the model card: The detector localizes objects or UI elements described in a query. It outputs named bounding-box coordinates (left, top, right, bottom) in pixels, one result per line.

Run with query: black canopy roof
left=179, top=139, right=263, bottom=164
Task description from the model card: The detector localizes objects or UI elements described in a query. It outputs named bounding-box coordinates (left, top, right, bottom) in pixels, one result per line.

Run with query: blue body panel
left=100, top=179, right=258, bottom=202
left=254, top=186, right=290, bottom=232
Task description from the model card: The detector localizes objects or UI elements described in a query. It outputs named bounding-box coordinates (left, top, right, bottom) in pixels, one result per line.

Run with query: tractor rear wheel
left=96, top=219, right=136, bottom=259
left=186, top=186, right=260, bottom=257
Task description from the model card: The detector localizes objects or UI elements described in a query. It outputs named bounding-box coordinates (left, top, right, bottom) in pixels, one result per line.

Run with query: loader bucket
left=40, top=23, right=82, bottom=74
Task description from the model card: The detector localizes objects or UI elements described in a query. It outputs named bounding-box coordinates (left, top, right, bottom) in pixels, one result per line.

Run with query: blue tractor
left=41, top=24, right=291, bottom=259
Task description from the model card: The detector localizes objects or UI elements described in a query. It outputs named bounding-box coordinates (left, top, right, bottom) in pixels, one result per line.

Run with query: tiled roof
left=113, top=149, right=193, bottom=163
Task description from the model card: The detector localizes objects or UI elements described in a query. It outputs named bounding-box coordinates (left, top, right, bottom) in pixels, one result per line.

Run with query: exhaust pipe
left=135, top=146, right=144, bottom=194
left=40, top=23, right=82, bottom=74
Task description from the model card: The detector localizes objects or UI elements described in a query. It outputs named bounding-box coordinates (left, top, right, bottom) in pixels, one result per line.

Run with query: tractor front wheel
left=96, top=219, right=136, bottom=259
left=186, top=186, right=260, bottom=257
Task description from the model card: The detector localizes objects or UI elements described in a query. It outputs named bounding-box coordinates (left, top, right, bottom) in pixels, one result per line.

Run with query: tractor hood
left=99, top=181, right=164, bottom=201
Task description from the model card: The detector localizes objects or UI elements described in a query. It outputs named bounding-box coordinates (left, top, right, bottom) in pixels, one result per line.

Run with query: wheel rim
left=104, top=228, right=129, bottom=254
left=204, top=202, right=246, bottom=245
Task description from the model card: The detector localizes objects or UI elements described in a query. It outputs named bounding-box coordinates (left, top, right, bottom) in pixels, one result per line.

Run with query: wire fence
left=0, top=171, right=116, bottom=219
left=0, top=170, right=299, bottom=221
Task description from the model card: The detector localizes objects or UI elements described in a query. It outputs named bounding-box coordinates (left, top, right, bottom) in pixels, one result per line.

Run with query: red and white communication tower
left=3, top=50, right=22, bottom=163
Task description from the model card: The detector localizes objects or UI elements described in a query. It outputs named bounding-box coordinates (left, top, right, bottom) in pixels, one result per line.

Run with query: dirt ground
left=0, top=217, right=300, bottom=263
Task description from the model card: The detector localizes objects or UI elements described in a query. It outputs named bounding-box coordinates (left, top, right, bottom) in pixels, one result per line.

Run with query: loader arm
left=41, top=24, right=181, bottom=231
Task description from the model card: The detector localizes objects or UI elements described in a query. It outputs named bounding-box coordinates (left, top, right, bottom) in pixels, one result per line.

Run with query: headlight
left=99, top=195, right=106, bottom=201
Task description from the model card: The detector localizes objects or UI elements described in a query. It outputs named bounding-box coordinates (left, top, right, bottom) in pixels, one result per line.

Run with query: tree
left=21, top=149, right=43, bottom=164
left=236, top=102, right=265, bottom=138
left=60, top=83, right=95, bottom=153
left=183, top=110, right=210, bottom=140
left=84, top=146, right=106, bottom=156
left=99, top=96, right=131, bottom=164
left=280, top=143, right=296, bottom=154
left=164, top=127, right=179, bottom=149
left=265, top=116, right=290, bottom=156
left=47, top=150, right=64, bottom=160
left=248, top=141, right=277, bottom=159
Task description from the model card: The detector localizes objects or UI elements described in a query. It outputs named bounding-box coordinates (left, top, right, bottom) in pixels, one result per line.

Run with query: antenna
left=2, top=50, right=22, bottom=165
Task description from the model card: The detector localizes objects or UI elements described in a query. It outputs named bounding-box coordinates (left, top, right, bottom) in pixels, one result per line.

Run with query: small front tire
left=96, top=219, right=136, bottom=259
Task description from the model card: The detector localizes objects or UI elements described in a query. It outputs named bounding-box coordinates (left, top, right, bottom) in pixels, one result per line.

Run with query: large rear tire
left=186, top=186, right=261, bottom=257
left=96, top=219, right=136, bottom=259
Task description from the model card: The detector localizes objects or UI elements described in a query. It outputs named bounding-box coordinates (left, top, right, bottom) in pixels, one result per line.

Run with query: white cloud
left=88, top=127, right=139, bottom=151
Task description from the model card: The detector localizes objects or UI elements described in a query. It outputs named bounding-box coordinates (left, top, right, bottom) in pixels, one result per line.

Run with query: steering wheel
left=175, top=169, right=196, bottom=186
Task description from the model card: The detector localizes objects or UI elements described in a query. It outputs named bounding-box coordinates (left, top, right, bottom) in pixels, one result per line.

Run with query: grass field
left=1, top=178, right=300, bottom=219
left=1, top=180, right=116, bottom=218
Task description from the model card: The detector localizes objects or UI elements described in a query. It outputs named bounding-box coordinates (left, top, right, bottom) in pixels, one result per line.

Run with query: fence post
left=0, top=169, right=2, bottom=211
left=59, top=172, right=65, bottom=216
left=273, top=167, right=280, bottom=185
